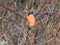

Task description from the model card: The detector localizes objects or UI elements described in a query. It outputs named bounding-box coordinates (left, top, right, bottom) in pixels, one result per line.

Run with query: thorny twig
left=0, top=2, right=25, bottom=18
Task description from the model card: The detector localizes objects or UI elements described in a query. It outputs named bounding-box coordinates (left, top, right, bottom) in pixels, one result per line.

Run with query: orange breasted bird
left=26, top=14, right=36, bottom=26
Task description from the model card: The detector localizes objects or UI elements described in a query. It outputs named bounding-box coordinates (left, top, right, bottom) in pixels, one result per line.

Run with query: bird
left=26, top=14, right=36, bottom=26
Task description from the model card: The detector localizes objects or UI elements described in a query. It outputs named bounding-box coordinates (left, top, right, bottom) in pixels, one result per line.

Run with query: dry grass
left=0, top=0, right=60, bottom=45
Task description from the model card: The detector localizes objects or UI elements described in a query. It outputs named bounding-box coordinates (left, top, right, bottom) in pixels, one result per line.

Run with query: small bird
left=26, top=14, right=36, bottom=26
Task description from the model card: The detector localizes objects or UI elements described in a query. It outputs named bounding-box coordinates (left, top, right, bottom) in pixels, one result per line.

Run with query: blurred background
left=0, top=0, right=60, bottom=45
